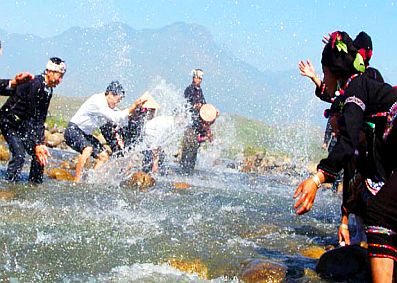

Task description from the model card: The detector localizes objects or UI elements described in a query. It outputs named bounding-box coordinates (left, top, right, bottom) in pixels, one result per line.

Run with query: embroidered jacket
left=318, top=75, right=397, bottom=181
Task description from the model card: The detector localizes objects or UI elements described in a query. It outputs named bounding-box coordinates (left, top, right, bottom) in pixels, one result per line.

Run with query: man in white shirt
left=64, top=81, right=145, bottom=181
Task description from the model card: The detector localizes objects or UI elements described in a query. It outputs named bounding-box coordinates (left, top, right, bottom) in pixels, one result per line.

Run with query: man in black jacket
left=179, top=69, right=206, bottom=173
left=0, top=57, right=66, bottom=183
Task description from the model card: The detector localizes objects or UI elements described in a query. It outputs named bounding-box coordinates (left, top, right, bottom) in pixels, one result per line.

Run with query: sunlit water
left=0, top=151, right=341, bottom=282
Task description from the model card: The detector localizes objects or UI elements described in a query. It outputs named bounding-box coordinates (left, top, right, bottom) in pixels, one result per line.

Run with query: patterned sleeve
left=317, top=79, right=366, bottom=182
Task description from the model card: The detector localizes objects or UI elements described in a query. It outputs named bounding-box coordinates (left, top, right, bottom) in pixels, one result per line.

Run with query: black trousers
left=179, top=127, right=200, bottom=174
left=0, top=118, right=44, bottom=183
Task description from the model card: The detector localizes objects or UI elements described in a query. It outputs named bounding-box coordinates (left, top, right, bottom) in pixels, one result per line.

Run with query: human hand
left=10, top=72, right=33, bottom=88
left=35, top=144, right=50, bottom=166
left=298, top=60, right=316, bottom=80
left=200, top=129, right=214, bottom=143
left=193, top=103, right=202, bottom=111
left=338, top=224, right=350, bottom=246
left=322, top=33, right=331, bottom=45
left=129, top=97, right=147, bottom=114
left=293, top=177, right=319, bottom=215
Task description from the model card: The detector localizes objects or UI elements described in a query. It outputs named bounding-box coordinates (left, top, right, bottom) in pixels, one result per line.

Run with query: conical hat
left=139, top=91, right=160, bottom=109
left=199, top=104, right=217, bottom=122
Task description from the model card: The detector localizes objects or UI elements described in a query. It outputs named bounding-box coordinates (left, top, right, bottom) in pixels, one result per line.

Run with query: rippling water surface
left=0, top=154, right=342, bottom=282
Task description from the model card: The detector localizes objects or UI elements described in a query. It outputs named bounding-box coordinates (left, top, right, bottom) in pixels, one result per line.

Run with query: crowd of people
left=2, top=29, right=397, bottom=281
left=0, top=43, right=219, bottom=183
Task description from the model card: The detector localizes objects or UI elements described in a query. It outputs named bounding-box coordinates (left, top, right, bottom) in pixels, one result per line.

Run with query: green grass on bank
left=217, top=114, right=327, bottom=162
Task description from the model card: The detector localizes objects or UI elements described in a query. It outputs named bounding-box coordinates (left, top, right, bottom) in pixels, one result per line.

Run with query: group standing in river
left=0, top=43, right=219, bottom=182
left=2, top=29, right=397, bottom=281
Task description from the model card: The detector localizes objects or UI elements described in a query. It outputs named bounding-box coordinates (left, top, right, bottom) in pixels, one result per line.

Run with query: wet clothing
left=66, top=92, right=130, bottom=157
left=69, top=92, right=129, bottom=135
left=0, top=75, right=52, bottom=182
left=180, top=83, right=207, bottom=173
left=315, top=74, right=397, bottom=261
left=0, top=79, right=14, bottom=96
left=64, top=122, right=104, bottom=158
left=140, top=116, right=176, bottom=174
left=100, top=109, right=150, bottom=155
left=184, top=83, right=206, bottom=131
left=365, top=171, right=397, bottom=261
left=316, top=67, right=384, bottom=104
left=317, top=75, right=397, bottom=181
left=142, top=116, right=176, bottom=150
left=180, top=127, right=200, bottom=174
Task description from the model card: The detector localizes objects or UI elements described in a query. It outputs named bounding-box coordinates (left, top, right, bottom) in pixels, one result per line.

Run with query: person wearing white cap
left=180, top=69, right=219, bottom=173
left=0, top=57, right=66, bottom=183
left=64, top=81, right=146, bottom=182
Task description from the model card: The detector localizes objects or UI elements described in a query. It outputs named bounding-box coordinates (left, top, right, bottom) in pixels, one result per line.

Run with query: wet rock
left=45, top=131, right=64, bottom=148
left=46, top=168, right=75, bottom=181
left=173, top=182, right=191, bottom=190
left=49, top=124, right=65, bottom=134
left=212, top=158, right=237, bottom=169
left=299, top=245, right=326, bottom=259
left=239, top=258, right=287, bottom=283
left=303, top=268, right=321, bottom=281
left=125, top=171, right=155, bottom=191
left=0, top=144, right=10, bottom=161
left=168, top=259, right=208, bottom=279
left=0, top=190, right=15, bottom=200
left=59, top=160, right=73, bottom=170
left=240, top=157, right=255, bottom=173
left=316, top=245, right=370, bottom=282
left=241, top=225, right=280, bottom=239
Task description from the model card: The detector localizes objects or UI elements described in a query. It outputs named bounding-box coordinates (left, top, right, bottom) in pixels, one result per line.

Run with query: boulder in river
left=168, top=258, right=208, bottom=279
left=46, top=168, right=75, bottom=181
left=299, top=245, right=326, bottom=259
left=125, top=171, right=155, bottom=191
left=239, top=258, right=287, bottom=283
left=0, top=144, right=10, bottom=161
left=316, top=245, right=370, bottom=282
left=45, top=131, right=64, bottom=148
left=173, top=182, right=191, bottom=190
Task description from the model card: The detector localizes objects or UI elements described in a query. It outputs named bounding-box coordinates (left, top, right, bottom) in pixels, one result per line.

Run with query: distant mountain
left=0, top=22, right=326, bottom=125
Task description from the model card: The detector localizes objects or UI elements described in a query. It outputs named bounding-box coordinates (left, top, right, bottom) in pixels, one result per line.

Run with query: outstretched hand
left=293, top=178, right=319, bottom=215
left=322, top=33, right=331, bottom=45
left=298, top=60, right=316, bottom=79
left=129, top=97, right=147, bottom=114
left=35, top=144, right=50, bottom=166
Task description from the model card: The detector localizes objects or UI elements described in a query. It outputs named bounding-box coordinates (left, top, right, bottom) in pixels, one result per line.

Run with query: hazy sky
left=1, top=0, right=397, bottom=83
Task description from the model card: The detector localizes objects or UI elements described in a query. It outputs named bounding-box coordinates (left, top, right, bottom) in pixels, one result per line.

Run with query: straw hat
left=199, top=104, right=217, bottom=122
left=139, top=91, right=160, bottom=110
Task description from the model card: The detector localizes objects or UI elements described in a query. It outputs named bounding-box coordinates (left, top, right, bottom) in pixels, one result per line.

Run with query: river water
left=0, top=149, right=342, bottom=282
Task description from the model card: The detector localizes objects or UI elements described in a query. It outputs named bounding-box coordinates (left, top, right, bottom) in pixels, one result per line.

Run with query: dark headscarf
left=321, top=31, right=359, bottom=78
left=353, top=31, right=373, bottom=66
